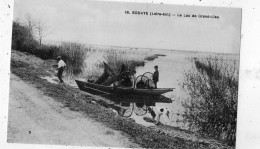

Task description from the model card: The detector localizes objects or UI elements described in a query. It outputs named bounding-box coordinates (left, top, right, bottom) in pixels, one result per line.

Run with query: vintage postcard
left=7, top=0, right=241, bottom=148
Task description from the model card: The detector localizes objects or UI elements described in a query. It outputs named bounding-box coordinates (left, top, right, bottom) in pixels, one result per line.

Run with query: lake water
left=80, top=49, right=239, bottom=128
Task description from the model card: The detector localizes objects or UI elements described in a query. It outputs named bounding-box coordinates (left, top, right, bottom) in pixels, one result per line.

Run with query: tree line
left=12, top=13, right=49, bottom=49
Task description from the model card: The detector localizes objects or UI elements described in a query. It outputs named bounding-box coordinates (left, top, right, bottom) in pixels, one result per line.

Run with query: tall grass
left=180, top=56, right=239, bottom=146
left=54, top=42, right=90, bottom=77
left=104, top=49, right=145, bottom=73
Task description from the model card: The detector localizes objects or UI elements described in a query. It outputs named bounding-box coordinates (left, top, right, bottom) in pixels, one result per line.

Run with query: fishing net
left=102, top=74, right=118, bottom=86
left=117, top=102, right=134, bottom=117
left=135, top=72, right=155, bottom=89
left=134, top=103, right=148, bottom=116
left=117, top=102, right=148, bottom=117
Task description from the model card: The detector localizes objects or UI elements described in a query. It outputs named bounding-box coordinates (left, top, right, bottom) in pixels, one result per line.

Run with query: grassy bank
left=10, top=50, right=211, bottom=149
left=180, top=56, right=238, bottom=146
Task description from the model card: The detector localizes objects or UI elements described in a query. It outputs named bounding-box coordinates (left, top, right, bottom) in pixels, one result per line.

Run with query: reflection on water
left=134, top=50, right=239, bottom=128
left=134, top=51, right=193, bottom=128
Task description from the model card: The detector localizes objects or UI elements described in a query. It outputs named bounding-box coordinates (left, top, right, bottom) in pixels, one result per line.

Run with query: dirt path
left=7, top=74, right=138, bottom=148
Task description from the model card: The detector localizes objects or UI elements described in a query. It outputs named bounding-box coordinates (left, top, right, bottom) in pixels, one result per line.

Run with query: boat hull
left=75, top=80, right=173, bottom=96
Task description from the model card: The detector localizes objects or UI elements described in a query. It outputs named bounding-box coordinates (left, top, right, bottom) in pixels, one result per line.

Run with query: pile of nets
left=135, top=72, right=156, bottom=89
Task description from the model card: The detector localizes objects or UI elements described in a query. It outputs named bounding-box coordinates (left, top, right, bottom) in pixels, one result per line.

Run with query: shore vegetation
left=180, top=56, right=238, bottom=146
left=12, top=20, right=90, bottom=77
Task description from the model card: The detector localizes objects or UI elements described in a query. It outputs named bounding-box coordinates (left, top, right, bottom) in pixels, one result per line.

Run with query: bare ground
left=7, top=74, right=139, bottom=147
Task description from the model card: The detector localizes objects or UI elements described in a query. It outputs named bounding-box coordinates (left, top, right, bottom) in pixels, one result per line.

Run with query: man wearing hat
left=56, top=56, right=66, bottom=83
left=152, top=65, right=159, bottom=89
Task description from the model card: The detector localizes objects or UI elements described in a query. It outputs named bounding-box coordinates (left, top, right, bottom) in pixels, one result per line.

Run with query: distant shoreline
left=43, top=40, right=240, bottom=55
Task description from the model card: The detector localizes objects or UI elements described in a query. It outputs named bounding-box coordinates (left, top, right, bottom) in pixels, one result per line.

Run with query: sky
left=13, top=0, right=242, bottom=54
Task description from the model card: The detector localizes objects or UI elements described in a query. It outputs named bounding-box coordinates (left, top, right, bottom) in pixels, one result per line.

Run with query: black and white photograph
left=6, top=0, right=242, bottom=148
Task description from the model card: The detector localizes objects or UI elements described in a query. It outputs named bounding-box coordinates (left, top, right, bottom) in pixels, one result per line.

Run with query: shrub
left=180, top=56, right=239, bottom=146
left=12, top=21, right=38, bottom=52
left=32, top=45, right=59, bottom=60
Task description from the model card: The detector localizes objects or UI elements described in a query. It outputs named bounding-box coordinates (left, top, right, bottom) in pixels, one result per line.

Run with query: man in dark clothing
left=120, top=76, right=133, bottom=87
left=120, top=64, right=127, bottom=74
left=118, top=64, right=133, bottom=87
left=152, top=65, right=159, bottom=89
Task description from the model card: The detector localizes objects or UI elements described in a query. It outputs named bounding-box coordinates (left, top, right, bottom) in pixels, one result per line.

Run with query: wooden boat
left=75, top=79, right=174, bottom=96
left=75, top=62, right=174, bottom=98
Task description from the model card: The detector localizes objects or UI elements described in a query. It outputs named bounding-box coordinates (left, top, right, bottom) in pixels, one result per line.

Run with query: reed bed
left=180, top=56, right=239, bottom=146
left=144, top=54, right=166, bottom=61
left=104, top=49, right=145, bottom=73
left=54, top=42, right=90, bottom=77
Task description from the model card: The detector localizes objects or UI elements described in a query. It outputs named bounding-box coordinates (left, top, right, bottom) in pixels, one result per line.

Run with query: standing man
left=56, top=56, right=66, bottom=83
left=152, top=65, right=159, bottom=89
